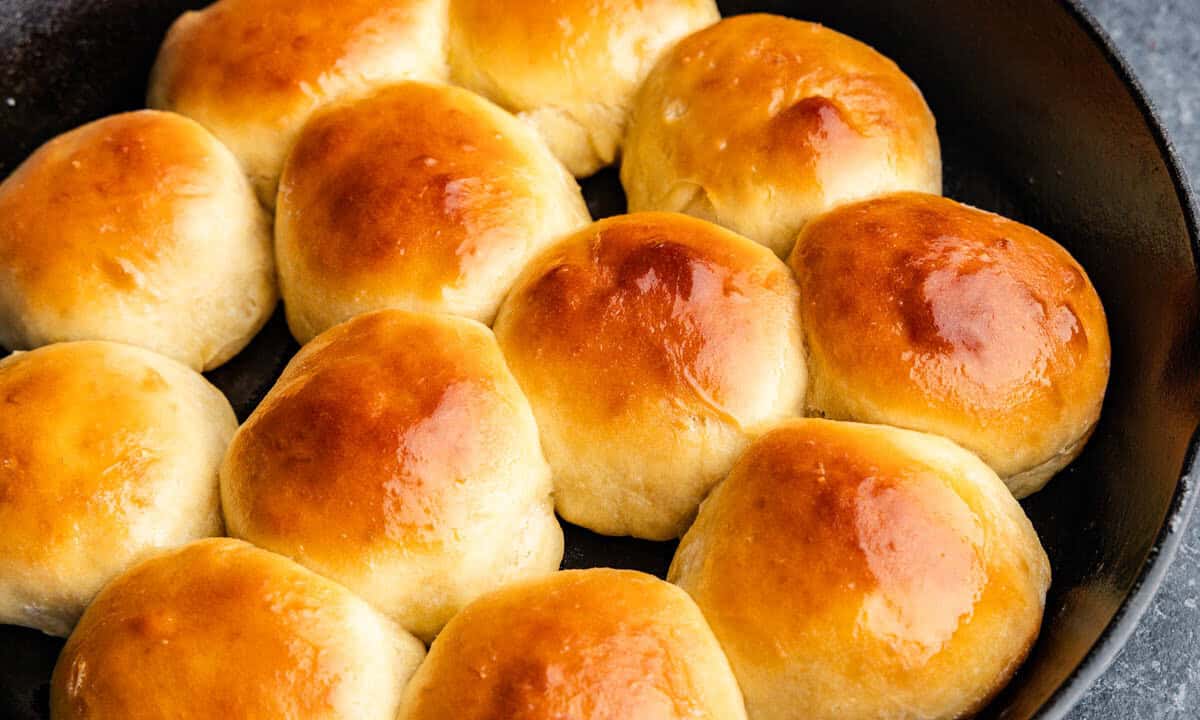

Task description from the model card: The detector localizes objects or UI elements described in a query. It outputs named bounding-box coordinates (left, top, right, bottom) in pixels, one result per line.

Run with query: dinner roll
left=670, top=419, right=1051, bottom=720
left=276, top=82, right=590, bottom=343
left=221, top=309, right=562, bottom=641
left=789, top=192, right=1110, bottom=497
left=0, top=342, right=233, bottom=637
left=398, top=568, right=747, bottom=719
left=149, top=0, right=448, bottom=206
left=493, top=212, right=805, bottom=540
left=0, top=110, right=274, bottom=370
left=51, top=538, right=425, bottom=719
left=448, top=0, right=719, bottom=177
left=622, top=13, right=941, bottom=256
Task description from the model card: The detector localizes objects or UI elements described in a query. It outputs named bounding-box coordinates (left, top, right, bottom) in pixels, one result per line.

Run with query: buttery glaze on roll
left=51, top=538, right=425, bottom=720
left=0, top=110, right=274, bottom=370
left=670, top=419, right=1051, bottom=720
left=276, top=82, right=590, bottom=343
left=0, top=342, right=233, bottom=637
left=448, top=0, right=719, bottom=177
left=622, top=13, right=941, bottom=256
left=789, top=192, right=1110, bottom=497
left=493, top=212, right=806, bottom=540
left=149, top=0, right=448, bottom=206
left=398, top=568, right=747, bottom=720
left=220, top=310, right=562, bottom=641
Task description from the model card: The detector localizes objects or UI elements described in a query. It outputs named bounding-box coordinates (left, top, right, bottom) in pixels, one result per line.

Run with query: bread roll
left=448, top=0, right=719, bottom=177
left=670, top=419, right=1051, bottom=720
left=276, top=82, right=590, bottom=343
left=149, top=0, right=448, bottom=206
left=789, top=192, right=1110, bottom=497
left=51, top=538, right=425, bottom=719
left=622, top=13, right=941, bottom=256
left=493, top=212, right=806, bottom=540
left=220, top=309, right=562, bottom=641
left=398, top=568, right=747, bottom=719
left=0, top=110, right=274, bottom=370
left=0, top=342, right=233, bottom=637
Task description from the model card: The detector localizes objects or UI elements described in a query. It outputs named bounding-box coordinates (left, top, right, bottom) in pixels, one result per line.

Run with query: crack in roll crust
left=276, top=82, right=591, bottom=343
left=448, top=0, right=720, bottom=177
left=669, top=419, right=1051, bottom=720
left=622, top=13, right=942, bottom=256
left=0, top=110, right=275, bottom=371
left=220, top=310, right=562, bottom=641
left=0, top=342, right=234, bottom=637
left=493, top=212, right=806, bottom=540
left=788, top=192, right=1110, bottom=496
left=51, top=538, right=425, bottom=720
left=149, top=0, right=449, bottom=206
left=398, top=568, right=748, bottom=720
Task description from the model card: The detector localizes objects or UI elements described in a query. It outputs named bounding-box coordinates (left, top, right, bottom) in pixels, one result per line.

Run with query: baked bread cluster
left=0, top=3, right=1111, bottom=719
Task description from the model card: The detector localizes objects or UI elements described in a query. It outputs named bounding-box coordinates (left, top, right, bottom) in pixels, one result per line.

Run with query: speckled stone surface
left=1072, top=2, right=1200, bottom=717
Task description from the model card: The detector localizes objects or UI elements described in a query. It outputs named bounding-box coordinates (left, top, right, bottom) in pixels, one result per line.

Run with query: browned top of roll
left=495, top=212, right=799, bottom=424
left=669, top=419, right=1050, bottom=717
left=222, top=310, right=536, bottom=557
left=0, top=344, right=153, bottom=565
left=150, top=0, right=442, bottom=122
left=656, top=13, right=934, bottom=166
left=788, top=192, right=1110, bottom=477
left=277, top=82, right=583, bottom=303
left=623, top=14, right=939, bottom=236
left=0, top=110, right=223, bottom=313
left=51, top=538, right=422, bottom=719
left=0, top=341, right=230, bottom=592
left=399, top=568, right=746, bottom=719
left=688, top=422, right=992, bottom=641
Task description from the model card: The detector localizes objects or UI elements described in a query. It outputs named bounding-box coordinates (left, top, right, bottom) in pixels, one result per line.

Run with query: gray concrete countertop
left=1072, top=2, right=1200, bottom=717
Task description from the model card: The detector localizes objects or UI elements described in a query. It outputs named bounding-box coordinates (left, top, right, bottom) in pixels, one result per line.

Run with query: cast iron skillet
left=1, top=0, right=1198, bottom=717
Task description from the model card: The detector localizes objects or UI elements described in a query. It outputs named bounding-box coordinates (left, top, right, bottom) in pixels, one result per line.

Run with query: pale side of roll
left=448, top=0, right=720, bottom=176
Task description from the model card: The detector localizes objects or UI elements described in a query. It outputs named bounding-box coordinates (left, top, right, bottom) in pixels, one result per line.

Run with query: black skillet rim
left=1032, top=1, right=1200, bottom=717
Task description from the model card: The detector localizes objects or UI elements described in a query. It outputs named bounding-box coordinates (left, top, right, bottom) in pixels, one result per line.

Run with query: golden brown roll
left=0, top=342, right=233, bottom=637
left=149, top=0, right=448, bottom=206
left=493, top=212, right=806, bottom=540
left=789, top=192, right=1110, bottom=497
left=670, top=419, right=1051, bottom=720
left=0, top=110, right=274, bottom=370
left=448, top=0, right=719, bottom=177
left=276, top=82, right=590, bottom=343
left=398, top=568, right=747, bottom=719
left=51, top=538, right=425, bottom=719
left=220, top=309, right=562, bottom=641
left=622, top=13, right=942, bottom=256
